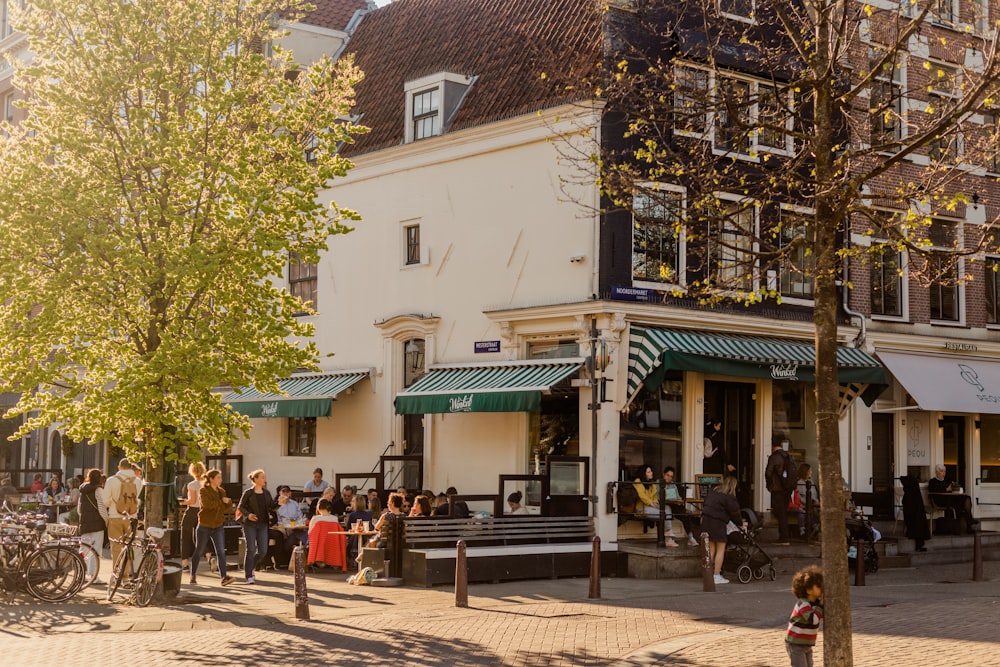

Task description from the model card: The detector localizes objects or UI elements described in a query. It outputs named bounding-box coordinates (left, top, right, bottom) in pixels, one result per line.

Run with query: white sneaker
left=688, top=535, right=698, bottom=547
left=713, top=574, right=729, bottom=585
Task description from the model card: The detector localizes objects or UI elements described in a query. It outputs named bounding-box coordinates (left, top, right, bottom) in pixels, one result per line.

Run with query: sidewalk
left=2, top=557, right=998, bottom=665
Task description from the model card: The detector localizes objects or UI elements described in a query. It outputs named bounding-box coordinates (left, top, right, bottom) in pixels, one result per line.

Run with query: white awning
left=877, top=350, right=1000, bottom=414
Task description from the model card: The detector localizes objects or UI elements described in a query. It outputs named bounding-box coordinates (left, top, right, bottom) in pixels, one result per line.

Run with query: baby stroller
left=846, top=512, right=879, bottom=574
left=722, top=508, right=776, bottom=584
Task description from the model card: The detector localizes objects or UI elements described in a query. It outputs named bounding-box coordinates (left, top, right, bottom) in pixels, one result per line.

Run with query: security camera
left=569, top=255, right=585, bottom=263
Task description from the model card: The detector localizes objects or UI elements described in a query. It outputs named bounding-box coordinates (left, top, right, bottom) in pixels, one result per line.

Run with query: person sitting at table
left=634, top=464, right=676, bottom=547
left=309, top=485, right=336, bottom=519
left=273, top=484, right=308, bottom=569
left=1, top=476, right=19, bottom=504
left=409, top=495, right=432, bottom=517
left=507, top=490, right=529, bottom=515
left=346, top=495, right=372, bottom=527
left=433, top=492, right=450, bottom=516
left=371, top=493, right=406, bottom=548
left=444, top=486, right=470, bottom=518
left=306, top=499, right=342, bottom=569
left=57, top=477, right=81, bottom=523
left=42, top=476, right=66, bottom=522
left=928, top=464, right=978, bottom=532
left=662, top=467, right=698, bottom=547
left=303, top=467, right=329, bottom=494
left=30, top=474, right=44, bottom=494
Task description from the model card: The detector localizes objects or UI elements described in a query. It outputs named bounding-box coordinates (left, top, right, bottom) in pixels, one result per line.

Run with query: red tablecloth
left=308, top=522, right=347, bottom=570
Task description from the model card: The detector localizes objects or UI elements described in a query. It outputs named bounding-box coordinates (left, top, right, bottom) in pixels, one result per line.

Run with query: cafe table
left=308, top=520, right=348, bottom=571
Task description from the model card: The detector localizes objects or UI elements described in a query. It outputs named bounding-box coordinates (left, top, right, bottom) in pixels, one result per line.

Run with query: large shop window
left=526, top=340, right=580, bottom=470
left=619, top=371, right=683, bottom=482
left=981, top=415, right=1000, bottom=482
left=287, top=417, right=316, bottom=457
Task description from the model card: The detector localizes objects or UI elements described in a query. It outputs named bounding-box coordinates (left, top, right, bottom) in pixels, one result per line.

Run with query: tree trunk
left=144, top=456, right=165, bottom=529
left=812, top=7, right=854, bottom=660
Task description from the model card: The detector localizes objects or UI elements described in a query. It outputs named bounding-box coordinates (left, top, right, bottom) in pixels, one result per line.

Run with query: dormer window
left=404, top=72, right=476, bottom=143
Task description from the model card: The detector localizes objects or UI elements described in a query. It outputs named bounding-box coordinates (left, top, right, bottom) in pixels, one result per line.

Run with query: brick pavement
left=1, top=558, right=998, bottom=665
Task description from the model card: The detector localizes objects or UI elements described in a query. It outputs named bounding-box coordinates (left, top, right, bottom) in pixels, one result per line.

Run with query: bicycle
left=41, top=523, right=101, bottom=588
left=0, top=506, right=86, bottom=602
left=107, top=517, right=164, bottom=607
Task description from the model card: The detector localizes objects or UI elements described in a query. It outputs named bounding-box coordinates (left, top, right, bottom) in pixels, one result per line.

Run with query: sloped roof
left=343, top=0, right=603, bottom=155
left=299, top=0, right=372, bottom=31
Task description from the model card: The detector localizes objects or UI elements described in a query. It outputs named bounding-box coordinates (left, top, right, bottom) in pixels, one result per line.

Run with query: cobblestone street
left=1, top=558, right=998, bottom=665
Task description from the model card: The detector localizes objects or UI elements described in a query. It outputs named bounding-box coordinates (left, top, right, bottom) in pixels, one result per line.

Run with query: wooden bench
left=360, top=515, right=598, bottom=586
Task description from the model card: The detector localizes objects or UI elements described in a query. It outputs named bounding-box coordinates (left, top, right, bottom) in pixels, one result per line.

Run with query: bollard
left=701, top=532, right=715, bottom=592
left=292, top=545, right=309, bottom=620
left=455, top=539, right=468, bottom=608
left=588, top=536, right=601, bottom=599
left=973, top=532, right=984, bottom=582
left=854, top=538, right=865, bottom=587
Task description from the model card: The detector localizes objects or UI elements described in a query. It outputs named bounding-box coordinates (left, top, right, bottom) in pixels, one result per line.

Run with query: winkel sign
left=770, top=363, right=799, bottom=382
left=260, top=401, right=279, bottom=417
left=448, top=395, right=474, bottom=412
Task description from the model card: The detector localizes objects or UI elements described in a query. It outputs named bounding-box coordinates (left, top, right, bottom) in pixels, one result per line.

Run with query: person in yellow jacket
left=634, top=464, right=678, bottom=547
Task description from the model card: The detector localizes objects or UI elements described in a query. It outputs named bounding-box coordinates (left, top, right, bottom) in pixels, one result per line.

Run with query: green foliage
left=0, top=0, right=366, bottom=464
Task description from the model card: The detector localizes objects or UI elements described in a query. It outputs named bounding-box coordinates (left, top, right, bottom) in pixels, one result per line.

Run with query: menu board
left=695, top=473, right=723, bottom=500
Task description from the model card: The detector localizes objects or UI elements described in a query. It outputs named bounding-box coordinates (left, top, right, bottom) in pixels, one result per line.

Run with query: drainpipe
left=841, top=228, right=867, bottom=349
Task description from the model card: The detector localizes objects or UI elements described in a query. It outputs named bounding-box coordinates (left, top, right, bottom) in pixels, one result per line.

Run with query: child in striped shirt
left=786, top=565, right=824, bottom=667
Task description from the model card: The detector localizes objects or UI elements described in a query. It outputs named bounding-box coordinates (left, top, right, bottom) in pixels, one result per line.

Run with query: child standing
left=786, top=565, right=824, bottom=667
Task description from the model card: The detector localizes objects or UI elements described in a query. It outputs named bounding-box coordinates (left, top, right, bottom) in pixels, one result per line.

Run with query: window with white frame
left=287, top=417, right=316, bottom=457
left=869, top=48, right=905, bottom=147
left=986, top=256, right=1000, bottom=324
left=411, top=87, right=439, bottom=141
left=776, top=207, right=814, bottom=300
left=2, top=90, right=14, bottom=125
left=929, top=0, right=957, bottom=24
left=928, top=61, right=962, bottom=163
left=870, top=241, right=904, bottom=317
left=715, top=77, right=753, bottom=154
left=927, top=219, right=961, bottom=322
left=1, top=0, right=23, bottom=40
left=757, top=83, right=791, bottom=151
left=718, top=0, right=754, bottom=21
left=403, top=223, right=421, bottom=265
left=975, top=0, right=991, bottom=33
left=980, top=111, right=1000, bottom=173
left=673, top=64, right=709, bottom=137
left=288, top=252, right=317, bottom=312
left=632, top=186, right=685, bottom=286
left=708, top=196, right=757, bottom=291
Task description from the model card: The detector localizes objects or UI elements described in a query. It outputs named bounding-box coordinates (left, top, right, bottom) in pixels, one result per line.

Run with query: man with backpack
left=765, top=438, right=797, bottom=546
left=104, top=457, right=144, bottom=564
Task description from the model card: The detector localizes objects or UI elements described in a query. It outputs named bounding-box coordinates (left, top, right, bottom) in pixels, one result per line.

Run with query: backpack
left=116, top=474, right=139, bottom=515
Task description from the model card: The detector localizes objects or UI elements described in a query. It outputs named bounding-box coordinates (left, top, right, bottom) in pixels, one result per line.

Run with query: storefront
left=621, top=326, right=887, bottom=511
left=875, top=349, right=1000, bottom=525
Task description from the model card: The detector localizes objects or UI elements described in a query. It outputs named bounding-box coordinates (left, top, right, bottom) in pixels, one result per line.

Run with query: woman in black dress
left=703, top=418, right=735, bottom=474
left=700, top=476, right=744, bottom=584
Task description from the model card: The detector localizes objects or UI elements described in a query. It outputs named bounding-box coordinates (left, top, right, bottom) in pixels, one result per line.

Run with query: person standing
left=699, top=476, right=745, bottom=584
left=190, top=469, right=235, bottom=586
left=703, top=418, right=735, bottom=475
left=181, top=462, right=206, bottom=572
left=77, top=468, right=106, bottom=583
left=103, top=458, right=143, bottom=564
left=785, top=565, right=824, bottom=667
left=765, top=439, right=794, bottom=545
left=237, top=469, right=273, bottom=584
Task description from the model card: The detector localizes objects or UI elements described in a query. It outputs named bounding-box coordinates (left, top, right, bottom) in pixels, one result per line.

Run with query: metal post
left=701, top=532, right=715, bottom=592
left=390, top=513, right=403, bottom=579
left=589, top=317, right=599, bottom=518
left=292, top=546, right=309, bottom=620
left=973, top=532, right=984, bottom=582
left=588, top=536, right=601, bottom=599
left=455, top=539, right=468, bottom=607
left=854, top=538, right=865, bottom=587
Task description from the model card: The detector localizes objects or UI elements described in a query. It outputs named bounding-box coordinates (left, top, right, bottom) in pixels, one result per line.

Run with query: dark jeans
left=191, top=524, right=228, bottom=579
left=181, top=506, right=198, bottom=560
left=771, top=490, right=790, bottom=541
left=242, top=521, right=268, bottom=579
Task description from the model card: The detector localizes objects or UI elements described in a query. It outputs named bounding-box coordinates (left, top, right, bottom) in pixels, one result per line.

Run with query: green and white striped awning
left=628, top=327, right=887, bottom=405
left=222, top=370, right=370, bottom=418
left=394, top=358, right=584, bottom=414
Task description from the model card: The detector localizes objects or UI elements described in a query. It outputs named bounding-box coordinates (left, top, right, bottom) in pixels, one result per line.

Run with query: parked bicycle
left=107, top=517, right=164, bottom=607
left=40, top=522, right=101, bottom=588
left=0, top=502, right=86, bottom=602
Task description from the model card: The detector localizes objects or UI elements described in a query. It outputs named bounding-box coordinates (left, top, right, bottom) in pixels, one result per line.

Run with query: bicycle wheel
left=133, top=552, right=160, bottom=607
left=77, top=541, right=100, bottom=588
left=107, top=547, right=130, bottom=601
left=24, top=544, right=85, bottom=602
